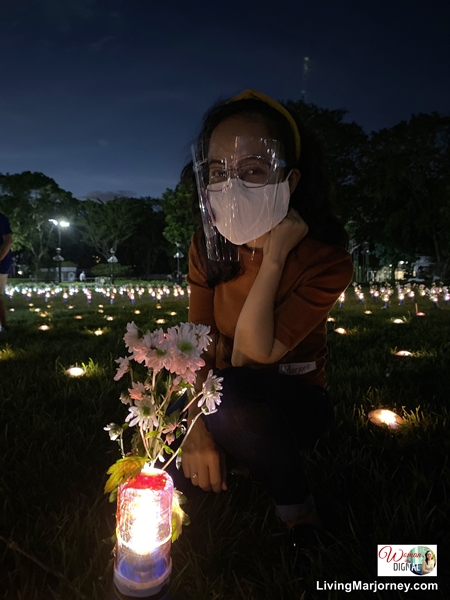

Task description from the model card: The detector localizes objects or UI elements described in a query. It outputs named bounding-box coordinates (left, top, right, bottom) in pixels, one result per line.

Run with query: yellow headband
left=229, top=89, right=301, bottom=161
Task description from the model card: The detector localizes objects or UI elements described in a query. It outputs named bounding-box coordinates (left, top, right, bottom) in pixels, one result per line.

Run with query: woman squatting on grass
left=180, top=90, right=353, bottom=565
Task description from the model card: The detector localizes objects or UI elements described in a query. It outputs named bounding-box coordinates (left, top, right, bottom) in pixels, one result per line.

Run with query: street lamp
left=49, top=219, right=70, bottom=283
left=174, top=243, right=184, bottom=284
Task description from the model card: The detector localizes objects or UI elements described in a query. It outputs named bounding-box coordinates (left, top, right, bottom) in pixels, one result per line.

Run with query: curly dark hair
left=182, top=96, right=348, bottom=287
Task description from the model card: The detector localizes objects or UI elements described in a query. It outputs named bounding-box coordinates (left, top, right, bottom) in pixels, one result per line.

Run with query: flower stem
left=162, top=412, right=203, bottom=471
left=180, top=390, right=202, bottom=415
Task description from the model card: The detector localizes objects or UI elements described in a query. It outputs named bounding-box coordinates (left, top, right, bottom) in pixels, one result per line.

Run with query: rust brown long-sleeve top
left=187, top=232, right=353, bottom=388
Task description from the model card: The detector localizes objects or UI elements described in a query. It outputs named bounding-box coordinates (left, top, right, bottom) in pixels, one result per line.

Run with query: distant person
left=422, top=550, right=436, bottom=575
left=79, top=271, right=86, bottom=282
left=0, top=211, right=13, bottom=331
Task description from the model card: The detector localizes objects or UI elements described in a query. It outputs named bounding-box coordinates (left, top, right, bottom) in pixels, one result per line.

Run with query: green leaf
left=104, top=455, right=147, bottom=494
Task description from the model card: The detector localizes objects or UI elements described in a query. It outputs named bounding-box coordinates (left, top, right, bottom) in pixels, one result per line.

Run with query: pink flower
left=123, top=322, right=140, bottom=351
left=128, top=381, right=147, bottom=401
left=132, top=329, right=172, bottom=373
left=198, top=370, right=223, bottom=414
left=166, top=323, right=205, bottom=377
left=194, top=324, right=212, bottom=351
left=114, top=356, right=130, bottom=381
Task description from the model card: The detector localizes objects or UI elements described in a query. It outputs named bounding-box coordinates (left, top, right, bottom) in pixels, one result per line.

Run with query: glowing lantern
left=364, top=310, right=372, bottom=314
left=39, top=325, right=50, bottom=331
left=94, top=329, right=104, bottom=336
left=114, top=467, right=173, bottom=597
left=327, top=317, right=336, bottom=322
left=396, top=350, right=412, bottom=357
left=334, top=327, right=347, bottom=335
left=392, top=319, right=404, bottom=324
left=156, top=319, right=166, bottom=325
left=66, top=367, right=85, bottom=377
left=368, top=409, right=403, bottom=430
left=106, top=316, right=114, bottom=321
left=134, top=310, right=141, bottom=315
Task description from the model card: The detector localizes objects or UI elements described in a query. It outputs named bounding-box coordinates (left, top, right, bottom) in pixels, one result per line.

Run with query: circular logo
left=406, top=546, right=436, bottom=575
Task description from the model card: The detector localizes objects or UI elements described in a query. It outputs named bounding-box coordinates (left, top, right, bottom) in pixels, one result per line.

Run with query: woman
left=422, top=550, right=436, bottom=574
left=180, top=89, right=353, bottom=559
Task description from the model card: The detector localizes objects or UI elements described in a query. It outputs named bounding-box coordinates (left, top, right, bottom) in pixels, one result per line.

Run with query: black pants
left=203, top=366, right=334, bottom=505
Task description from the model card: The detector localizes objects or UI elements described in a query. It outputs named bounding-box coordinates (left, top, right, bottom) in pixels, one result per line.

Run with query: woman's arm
left=182, top=237, right=226, bottom=492
left=181, top=337, right=228, bottom=493
left=232, top=209, right=308, bottom=366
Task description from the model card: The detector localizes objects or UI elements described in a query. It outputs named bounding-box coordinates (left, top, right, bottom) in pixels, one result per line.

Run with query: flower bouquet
left=104, top=321, right=222, bottom=597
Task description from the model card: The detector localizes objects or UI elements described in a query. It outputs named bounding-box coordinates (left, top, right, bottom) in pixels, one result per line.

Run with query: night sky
left=1, top=0, right=449, bottom=201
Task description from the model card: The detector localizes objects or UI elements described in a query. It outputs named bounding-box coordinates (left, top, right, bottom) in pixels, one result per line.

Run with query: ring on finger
left=191, top=472, right=198, bottom=479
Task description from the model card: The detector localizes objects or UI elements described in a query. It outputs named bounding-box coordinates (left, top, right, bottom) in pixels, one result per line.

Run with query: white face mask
left=207, top=175, right=291, bottom=246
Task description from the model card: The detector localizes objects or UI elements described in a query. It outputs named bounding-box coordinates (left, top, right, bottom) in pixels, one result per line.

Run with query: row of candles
left=4, top=282, right=188, bottom=306
left=6, top=281, right=449, bottom=310
left=337, top=282, right=450, bottom=309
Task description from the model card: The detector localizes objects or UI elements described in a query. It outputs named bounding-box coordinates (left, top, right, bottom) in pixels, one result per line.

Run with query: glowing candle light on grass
left=392, top=319, right=404, bottom=324
left=106, top=316, right=114, bottom=321
left=334, top=327, right=347, bottom=335
left=156, top=319, right=166, bottom=325
left=368, top=409, right=403, bottom=430
left=66, top=367, right=85, bottom=377
left=114, top=467, right=173, bottom=597
left=396, top=350, right=412, bottom=356
left=364, top=310, right=372, bottom=314
left=39, top=325, right=50, bottom=331
left=94, top=329, right=104, bottom=336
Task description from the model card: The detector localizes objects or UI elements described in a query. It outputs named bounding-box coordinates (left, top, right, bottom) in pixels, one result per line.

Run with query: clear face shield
left=192, top=137, right=291, bottom=261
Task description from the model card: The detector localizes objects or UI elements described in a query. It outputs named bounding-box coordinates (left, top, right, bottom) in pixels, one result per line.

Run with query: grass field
left=0, top=281, right=449, bottom=600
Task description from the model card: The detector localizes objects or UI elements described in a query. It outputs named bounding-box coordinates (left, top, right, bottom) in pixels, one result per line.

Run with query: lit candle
left=368, top=409, right=403, bottom=430
left=114, top=467, right=173, bottom=597
left=66, top=367, right=85, bottom=377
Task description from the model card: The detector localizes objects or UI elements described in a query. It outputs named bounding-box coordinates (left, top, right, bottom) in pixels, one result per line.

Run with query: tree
left=0, top=171, right=78, bottom=279
left=76, top=196, right=146, bottom=263
left=283, top=99, right=368, bottom=224
left=160, top=180, right=198, bottom=273
left=360, top=113, right=450, bottom=278
left=119, top=198, right=171, bottom=278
